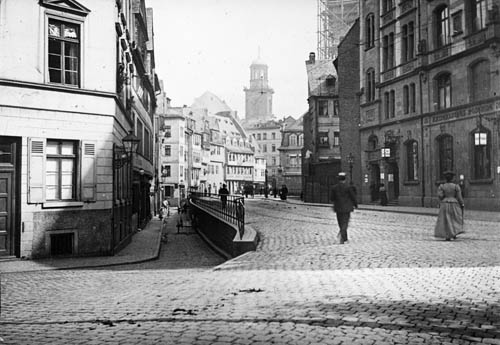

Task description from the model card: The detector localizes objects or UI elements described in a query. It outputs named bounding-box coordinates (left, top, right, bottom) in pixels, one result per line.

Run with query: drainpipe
left=418, top=0, right=426, bottom=207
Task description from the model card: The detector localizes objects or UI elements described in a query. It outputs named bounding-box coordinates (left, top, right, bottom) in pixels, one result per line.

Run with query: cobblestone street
left=1, top=199, right=499, bottom=344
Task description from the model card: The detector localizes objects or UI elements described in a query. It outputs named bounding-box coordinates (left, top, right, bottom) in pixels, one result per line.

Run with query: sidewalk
left=0, top=217, right=164, bottom=274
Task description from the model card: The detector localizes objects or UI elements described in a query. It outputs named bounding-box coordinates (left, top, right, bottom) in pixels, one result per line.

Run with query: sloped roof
left=285, top=113, right=305, bottom=131
left=306, top=59, right=338, bottom=97
left=191, top=91, right=232, bottom=116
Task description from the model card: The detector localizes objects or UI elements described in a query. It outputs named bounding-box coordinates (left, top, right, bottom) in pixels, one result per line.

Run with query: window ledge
left=469, top=178, right=493, bottom=185
left=42, top=201, right=84, bottom=209
left=403, top=180, right=420, bottom=185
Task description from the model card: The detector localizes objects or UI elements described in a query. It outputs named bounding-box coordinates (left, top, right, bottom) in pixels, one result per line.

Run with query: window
left=366, top=68, right=376, bottom=102
left=452, top=11, right=463, bottom=35
left=318, top=100, right=329, bottom=116
left=366, top=13, right=375, bottom=48
left=384, top=92, right=390, bottom=119
left=470, top=0, right=486, bottom=33
left=333, top=132, right=340, bottom=146
left=470, top=60, right=490, bottom=101
left=263, top=144, right=267, bottom=152
left=436, top=6, right=450, bottom=48
left=437, top=135, right=453, bottom=180
left=272, top=157, right=276, bottom=165
left=319, top=132, right=329, bottom=147
left=289, top=155, right=297, bottom=167
left=272, top=132, right=276, bottom=140
left=298, top=135, right=304, bottom=147
left=179, top=165, right=184, bottom=177
left=436, top=73, right=451, bottom=109
left=471, top=128, right=491, bottom=180
left=164, top=125, right=171, bottom=138
left=263, top=133, right=267, bottom=140
left=406, top=141, right=419, bottom=181
left=46, top=140, right=77, bottom=200
left=272, top=144, right=276, bottom=152
left=164, top=145, right=171, bottom=156
left=48, top=19, right=80, bottom=86
left=289, top=134, right=297, bottom=146
left=403, top=86, right=409, bottom=114
left=383, top=0, right=394, bottom=13
left=390, top=90, right=395, bottom=118
left=333, top=100, right=339, bottom=116
left=257, top=133, right=261, bottom=140
left=383, top=33, right=395, bottom=70
left=136, top=121, right=144, bottom=155
left=402, top=22, right=415, bottom=63
left=144, top=129, right=151, bottom=160
left=410, top=83, right=416, bottom=113
left=384, top=90, right=395, bottom=118
left=161, top=165, right=171, bottom=177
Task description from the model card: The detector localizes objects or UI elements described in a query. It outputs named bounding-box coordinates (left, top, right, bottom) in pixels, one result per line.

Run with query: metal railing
left=189, top=192, right=245, bottom=239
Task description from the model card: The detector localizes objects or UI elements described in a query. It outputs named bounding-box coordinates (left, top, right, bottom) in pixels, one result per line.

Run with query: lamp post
left=264, top=169, right=268, bottom=198
left=347, top=153, right=354, bottom=185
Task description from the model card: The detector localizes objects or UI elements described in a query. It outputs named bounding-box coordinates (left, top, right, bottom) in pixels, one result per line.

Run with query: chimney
left=308, top=52, right=316, bottom=63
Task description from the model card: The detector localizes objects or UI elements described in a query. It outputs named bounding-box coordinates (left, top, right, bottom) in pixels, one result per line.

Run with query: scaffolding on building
left=317, top=0, right=359, bottom=60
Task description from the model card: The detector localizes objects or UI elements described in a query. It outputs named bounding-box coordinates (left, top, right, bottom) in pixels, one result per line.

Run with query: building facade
left=277, top=116, right=304, bottom=195
left=302, top=52, right=341, bottom=203
left=358, top=0, right=500, bottom=210
left=0, top=0, right=157, bottom=258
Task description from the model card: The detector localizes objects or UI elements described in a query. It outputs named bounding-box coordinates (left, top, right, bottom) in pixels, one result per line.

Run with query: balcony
left=465, top=29, right=487, bottom=49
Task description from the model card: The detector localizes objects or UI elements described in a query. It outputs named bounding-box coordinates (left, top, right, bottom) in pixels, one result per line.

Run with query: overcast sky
left=146, top=0, right=317, bottom=119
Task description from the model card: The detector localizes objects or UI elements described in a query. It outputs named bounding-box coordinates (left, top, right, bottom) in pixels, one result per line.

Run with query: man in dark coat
left=218, top=183, right=229, bottom=209
left=331, top=172, right=358, bottom=244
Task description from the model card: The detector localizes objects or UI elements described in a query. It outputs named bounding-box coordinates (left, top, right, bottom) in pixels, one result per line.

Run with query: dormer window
left=326, top=75, right=336, bottom=87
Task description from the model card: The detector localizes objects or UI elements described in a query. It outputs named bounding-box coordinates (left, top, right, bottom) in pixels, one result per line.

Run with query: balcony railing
left=190, top=192, right=245, bottom=239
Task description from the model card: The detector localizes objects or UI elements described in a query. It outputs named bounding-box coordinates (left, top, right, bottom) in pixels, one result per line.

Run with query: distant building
left=243, top=56, right=274, bottom=122
left=302, top=52, right=341, bottom=203
left=278, top=115, right=305, bottom=195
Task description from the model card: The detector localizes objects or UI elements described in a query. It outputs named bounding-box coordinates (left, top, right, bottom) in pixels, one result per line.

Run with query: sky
left=145, top=0, right=318, bottom=119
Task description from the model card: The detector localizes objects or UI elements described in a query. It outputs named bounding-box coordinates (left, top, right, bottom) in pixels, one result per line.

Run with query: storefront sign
left=425, top=100, right=500, bottom=125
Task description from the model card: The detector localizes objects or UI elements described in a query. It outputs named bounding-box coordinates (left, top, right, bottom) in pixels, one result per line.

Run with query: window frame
left=436, top=73, right=452, bottom=110
left=47, top=17, right=82, bottom=87
left=470, top=127, right=491, bottom=181
left=318, top=99, right=329, bottom=117
left=46, top=140, right=78, bottom=201
left=366, top=68, right=376, bottom=102
left=437, top=134, right=454, bottom=180
left=365, top=13, right=375, bottom=49
left=435, top=5, right=450, bottom=48
left=405, top=140, right=419, bottom=182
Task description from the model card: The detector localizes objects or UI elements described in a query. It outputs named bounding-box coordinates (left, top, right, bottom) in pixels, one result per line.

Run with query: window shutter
left=81, top=141, right=97, bottom=202
left=28, top=138, right=46, bottom=203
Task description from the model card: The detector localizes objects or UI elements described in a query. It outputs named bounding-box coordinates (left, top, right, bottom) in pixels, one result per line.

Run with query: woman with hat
left=434, top=170, right=465, bottom=240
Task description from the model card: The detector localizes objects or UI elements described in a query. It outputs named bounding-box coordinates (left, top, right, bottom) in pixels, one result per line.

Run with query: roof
left=191, top=91, right=231, bottom=116
left=305, top=59, right=338, bottom=97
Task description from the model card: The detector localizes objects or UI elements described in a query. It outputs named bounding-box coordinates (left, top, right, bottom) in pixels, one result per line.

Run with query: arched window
left=366, top=68, right=376, bottom=102
left=470, top=59, right=490, bottom=101
left=437, top=134, right=453, bottom=180
left=436, top=73, right=452, bottom=109
left=365, top=13, right=375, bottom=48
left=298, top=134, right=304, bottom=147
left=471, top=127, right=491, bottom=180
left=289, top=134, right=297, bottom=146
left=406, top=140, right=419, bottom=181
left=435, top=6, right=450, bottom=48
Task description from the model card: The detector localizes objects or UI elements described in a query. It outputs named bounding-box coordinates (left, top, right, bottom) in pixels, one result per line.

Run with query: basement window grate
left=50, top=233, right=74, bottom=256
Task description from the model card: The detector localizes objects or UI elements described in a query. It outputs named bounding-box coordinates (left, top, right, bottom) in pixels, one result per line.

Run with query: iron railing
left=189, top=192, right=245, bottom=239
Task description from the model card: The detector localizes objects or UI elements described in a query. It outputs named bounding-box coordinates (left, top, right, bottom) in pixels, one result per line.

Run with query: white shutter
left=28, top=138, right=46, bottom=203
left=81, top=141, right=97, bottom=202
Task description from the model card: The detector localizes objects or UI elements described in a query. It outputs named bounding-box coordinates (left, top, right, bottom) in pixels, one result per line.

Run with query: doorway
left=388, top=162, right=399, bottom=200
left=0, top=136, right=21, bottom=257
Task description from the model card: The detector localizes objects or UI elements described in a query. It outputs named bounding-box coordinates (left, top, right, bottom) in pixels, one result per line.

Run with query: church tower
left=244, top=55, right=274, bottom=121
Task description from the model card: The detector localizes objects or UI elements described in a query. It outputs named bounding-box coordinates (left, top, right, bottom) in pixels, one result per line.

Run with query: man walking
left=331, top=172, right=358, bottom=244
left=218, top=183, right=229, bottom=209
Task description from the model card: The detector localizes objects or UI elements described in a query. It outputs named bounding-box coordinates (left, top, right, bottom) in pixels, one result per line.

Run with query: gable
left=39, top=0, right=90, bottom=16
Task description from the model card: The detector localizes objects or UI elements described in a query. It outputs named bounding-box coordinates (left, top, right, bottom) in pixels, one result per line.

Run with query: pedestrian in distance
left=379, top=183, right=388, bottom=206
left=331, top=172, right=358, bottom=244
left=218, top=183, right=229, bottom=209
left=434, top=170, right=465, bottom=241
left=279, top=184, right=288, bottom=200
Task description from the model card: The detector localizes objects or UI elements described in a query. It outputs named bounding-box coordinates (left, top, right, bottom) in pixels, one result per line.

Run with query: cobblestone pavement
left=1, top=200, right=499, bottom=344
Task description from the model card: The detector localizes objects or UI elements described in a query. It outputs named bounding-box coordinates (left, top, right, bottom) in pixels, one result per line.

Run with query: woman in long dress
left=434, top=171, right=465, bottom=240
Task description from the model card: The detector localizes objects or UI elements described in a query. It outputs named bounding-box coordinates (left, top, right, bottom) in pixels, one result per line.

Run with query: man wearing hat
left=331, top=172, right=358, bottom=244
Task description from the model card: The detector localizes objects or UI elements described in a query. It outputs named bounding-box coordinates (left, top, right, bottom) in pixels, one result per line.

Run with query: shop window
left=437, top=134, right=453, bottom=180
left=406, top=141, right=419, bottom=181
left=471, top=128, right=491, bottom=180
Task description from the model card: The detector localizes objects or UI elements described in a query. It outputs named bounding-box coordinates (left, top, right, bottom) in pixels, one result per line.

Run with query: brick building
left=357, top=0, right=500, bottom=210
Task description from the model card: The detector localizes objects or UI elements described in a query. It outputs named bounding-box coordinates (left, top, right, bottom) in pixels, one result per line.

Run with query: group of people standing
left=330, top=170, right=465, bottom=244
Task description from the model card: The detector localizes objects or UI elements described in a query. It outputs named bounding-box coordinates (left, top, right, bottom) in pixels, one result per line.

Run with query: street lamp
left=114, top=130, right=140, bottom=169
left=347, top=153, right=354, bottom=184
